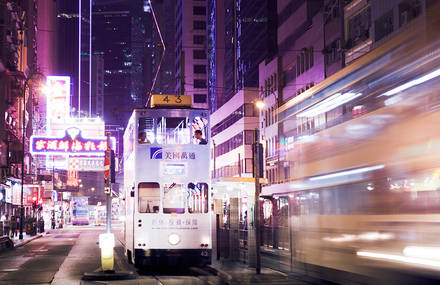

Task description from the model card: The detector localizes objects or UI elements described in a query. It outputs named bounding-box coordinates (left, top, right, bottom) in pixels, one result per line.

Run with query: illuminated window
left=163, top=183, right=185, bottom=214
left=157, top=117, right=190, bottom=144
left=138, top=117, right=155, bottom=144
left=139, top=182, right=160, bottom=213
left=187, top=183, right=208, bottom=213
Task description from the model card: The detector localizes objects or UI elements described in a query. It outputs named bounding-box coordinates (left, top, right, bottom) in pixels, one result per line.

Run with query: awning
left=0, top=183, right=10, bottom=190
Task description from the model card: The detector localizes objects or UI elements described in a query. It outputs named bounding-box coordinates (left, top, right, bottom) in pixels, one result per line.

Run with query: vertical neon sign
left=46, top=76, right=71, bottom=126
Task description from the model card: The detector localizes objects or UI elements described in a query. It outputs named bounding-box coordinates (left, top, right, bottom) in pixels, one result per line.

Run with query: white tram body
left=123, top=100, right=211, bottom=267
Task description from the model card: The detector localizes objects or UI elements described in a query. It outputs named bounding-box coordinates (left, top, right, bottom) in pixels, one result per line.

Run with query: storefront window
left=138, top=182, right=160, bottom=213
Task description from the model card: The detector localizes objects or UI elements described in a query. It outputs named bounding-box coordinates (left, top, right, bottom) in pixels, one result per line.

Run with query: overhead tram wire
left=146, top=0, right=166, bottom=108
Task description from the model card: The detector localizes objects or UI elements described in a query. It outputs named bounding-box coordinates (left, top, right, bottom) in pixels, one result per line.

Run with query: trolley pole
left=253, top=128, right=262, bottom=274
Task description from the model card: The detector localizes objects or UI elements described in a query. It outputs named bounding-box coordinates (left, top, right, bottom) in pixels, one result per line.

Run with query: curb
left=14, top=233, right=44, bottom=248
left=206, top=265, right=233, bottom=285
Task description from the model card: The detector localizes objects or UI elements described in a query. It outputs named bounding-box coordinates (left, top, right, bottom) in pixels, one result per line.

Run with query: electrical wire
left=146, top=0, right=166, bottom=107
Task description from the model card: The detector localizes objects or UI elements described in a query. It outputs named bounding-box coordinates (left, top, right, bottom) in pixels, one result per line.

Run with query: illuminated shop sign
left=68, top=157, right=104, bottom=171
left=45, top=76, right=71, bottom=122
left=30, top=127, right=116, bottom=156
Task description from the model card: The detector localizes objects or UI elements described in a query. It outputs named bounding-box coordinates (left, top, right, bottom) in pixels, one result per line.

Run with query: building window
left=193, top=50, right=206, bottom=59
left=375, top=10, right=394, bottom=42
left=244, top=130, right=254, bottom=145
left=193, top=20, right=206, bottom=30
left=193, top=35, right=205, bottom=44
left=194, top=64, right=206, bottom=74
left=194, top=94, right=207, bottom=103
left=245, top=158, right=253, bottom=173
left=194, top=79, right=207, bottom=88
left=193, top=6, right=206, bottom=15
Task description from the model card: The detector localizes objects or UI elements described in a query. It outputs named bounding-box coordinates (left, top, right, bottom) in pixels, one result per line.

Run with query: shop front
left=212, top=177, right=266, bottom=266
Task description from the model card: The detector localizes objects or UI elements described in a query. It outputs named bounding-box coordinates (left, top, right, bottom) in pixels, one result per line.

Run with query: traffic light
left=32, top=196, right=38, bottom=210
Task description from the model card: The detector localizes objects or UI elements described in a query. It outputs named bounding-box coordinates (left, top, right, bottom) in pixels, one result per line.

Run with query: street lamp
left=253, top=99, right=265, bottom=274
left=255, top=99, right=265, bottom=110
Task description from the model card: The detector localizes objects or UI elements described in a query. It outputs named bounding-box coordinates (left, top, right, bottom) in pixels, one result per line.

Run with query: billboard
left=45, top=76, right=71, bottom=124
left=30, top=127, right=116, bottom=157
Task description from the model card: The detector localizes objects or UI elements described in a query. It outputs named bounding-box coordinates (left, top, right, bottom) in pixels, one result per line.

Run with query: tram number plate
left=151, top=94, right=191, bottom=107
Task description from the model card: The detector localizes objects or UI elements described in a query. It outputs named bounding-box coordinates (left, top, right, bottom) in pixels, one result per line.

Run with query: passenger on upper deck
left=194, top=130, right=207, bottom=145
left=138, top=132, right=151, bottom=144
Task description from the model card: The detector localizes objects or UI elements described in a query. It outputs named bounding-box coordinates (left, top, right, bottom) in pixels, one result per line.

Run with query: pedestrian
left=10, top=216, right=17, bottom=238
left=51, top=216, right=56, bottom=229
left=1, top=213, right=10, bottom=237
left=38, top=216, right=44, bottom=233
left=194, top=130, right=207, bottom=145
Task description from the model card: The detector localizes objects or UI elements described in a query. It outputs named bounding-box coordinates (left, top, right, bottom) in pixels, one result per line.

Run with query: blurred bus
left=71, top=197, right=89, bottom=225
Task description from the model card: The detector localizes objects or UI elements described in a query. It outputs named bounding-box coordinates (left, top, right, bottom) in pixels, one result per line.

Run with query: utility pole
left=253, top=128, right=262, bottom=274
left=105, top=132, right=111, bottom=234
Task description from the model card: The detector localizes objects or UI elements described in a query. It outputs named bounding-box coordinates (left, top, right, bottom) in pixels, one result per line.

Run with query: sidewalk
left=208, top=261, right=331, bottom=285
left=10, top=231, right=44, bottom=248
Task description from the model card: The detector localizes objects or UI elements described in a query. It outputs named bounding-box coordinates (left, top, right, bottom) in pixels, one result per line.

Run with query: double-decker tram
left=123, top=95, right=211, bottom=267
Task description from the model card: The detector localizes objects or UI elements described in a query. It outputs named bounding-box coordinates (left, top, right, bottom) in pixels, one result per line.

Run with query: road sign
left=104, top=156, right=110, bottom=180
left=104, top=186, right=111, bottom=194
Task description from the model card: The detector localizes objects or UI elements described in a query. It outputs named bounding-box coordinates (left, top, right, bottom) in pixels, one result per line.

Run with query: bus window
left=187, top=183, right=208, bottom=213
left=192, top=116, right=208, bottom=145
left=139, top=182, right=160, bottom=213
left=138, top=117, right=155, bottom=144
left=157, top=117, right=190, bottom=144
left=163, top=183, right=185, bottom=213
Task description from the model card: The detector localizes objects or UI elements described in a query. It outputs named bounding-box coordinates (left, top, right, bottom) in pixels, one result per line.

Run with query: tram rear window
left=163, top=183, right=185, bottom=214
left=187, top=183, right=208, bottom=213
left=138, top=182, right=160, bottom=213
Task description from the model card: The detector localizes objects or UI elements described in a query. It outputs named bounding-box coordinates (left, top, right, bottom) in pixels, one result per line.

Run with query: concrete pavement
left=0, top=224, right=322, bottom=284
left=208, top=261, right=330, bottom=285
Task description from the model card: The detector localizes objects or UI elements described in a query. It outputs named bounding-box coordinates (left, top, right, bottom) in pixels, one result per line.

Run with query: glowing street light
left=255, top=100, right=265, bottom=110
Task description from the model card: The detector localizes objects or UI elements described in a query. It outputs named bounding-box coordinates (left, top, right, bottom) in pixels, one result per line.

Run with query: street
left=0, top=223, right=223, bottom=285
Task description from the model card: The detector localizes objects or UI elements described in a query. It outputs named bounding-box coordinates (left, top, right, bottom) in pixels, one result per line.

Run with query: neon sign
left=45, top=76, right=71, bottom=123
left=30, top=127, right=116, bottom=156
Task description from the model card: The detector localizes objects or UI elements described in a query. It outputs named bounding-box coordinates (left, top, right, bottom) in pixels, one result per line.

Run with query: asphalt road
left=0, top=222, right=222, bottom=285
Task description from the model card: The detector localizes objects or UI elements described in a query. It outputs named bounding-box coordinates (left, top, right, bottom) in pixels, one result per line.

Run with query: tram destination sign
left=150, top=94, right=192, bottom=108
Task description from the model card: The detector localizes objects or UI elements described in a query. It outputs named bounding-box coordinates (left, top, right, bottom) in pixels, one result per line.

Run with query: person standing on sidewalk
left=10, top=216, right=17, bottom=238
left=1, top=213, right=10, bottom=237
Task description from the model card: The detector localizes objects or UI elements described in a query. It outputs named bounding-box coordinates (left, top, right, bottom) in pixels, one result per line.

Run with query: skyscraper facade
left=57, top=0, right=92, bottom=117
left=208, top=0, right=277, bottom=112
left=175, top=0, right=209, bottom=109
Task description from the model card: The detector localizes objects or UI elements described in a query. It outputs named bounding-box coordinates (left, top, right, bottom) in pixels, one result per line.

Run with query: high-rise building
left=57, top=0, right=92, bottom=117
left=93, top=0, right=152, bottom=126
left=207, top=0, right=225, bottom=113
left=175, top=0, right=209, bottom=109
left=208, top=0, right=277, bottom=176
left=91, top=54, right=104, bottom=118
left=208, top=0, right=277, bottom=112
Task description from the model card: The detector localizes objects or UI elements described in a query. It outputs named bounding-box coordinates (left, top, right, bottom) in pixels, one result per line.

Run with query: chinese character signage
left=30, top=127, right=116, bottom=156
left=150, top=147, right=196, bottom=160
